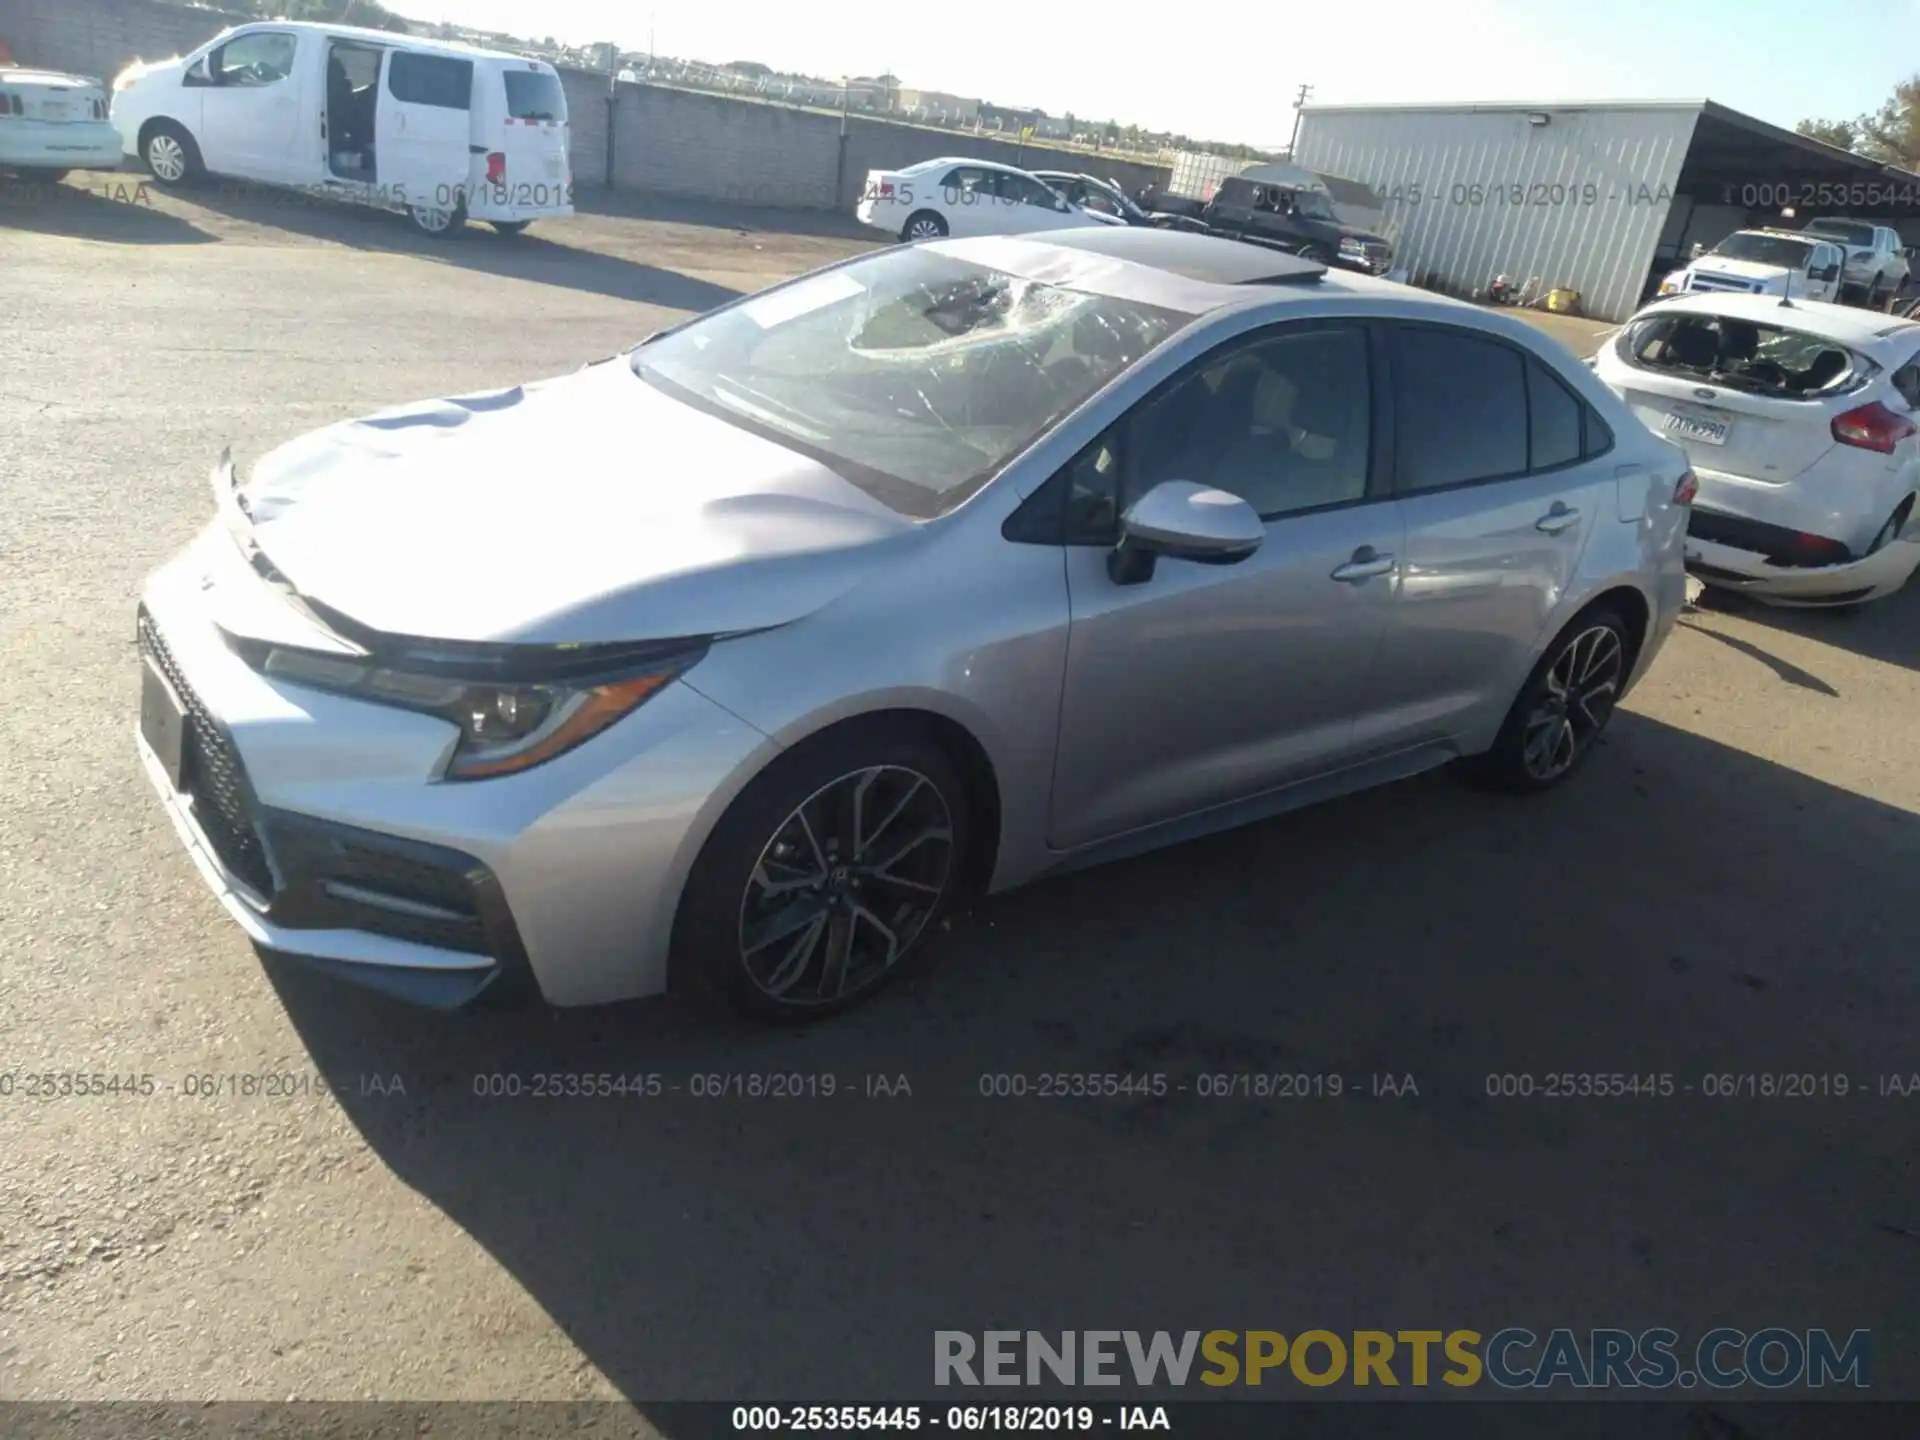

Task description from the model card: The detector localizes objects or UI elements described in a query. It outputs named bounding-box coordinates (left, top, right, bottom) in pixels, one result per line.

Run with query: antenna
left=1779, top=257, right=1794, bottom=308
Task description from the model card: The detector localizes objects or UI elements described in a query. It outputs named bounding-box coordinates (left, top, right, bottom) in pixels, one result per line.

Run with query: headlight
left=242, top=642, right=702, bottom=780
left=1338, top=238, right=1364, bottom=254
left=111, top=65, right=145, bottom=92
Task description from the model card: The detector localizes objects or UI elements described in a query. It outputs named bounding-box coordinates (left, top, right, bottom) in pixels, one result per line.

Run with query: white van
left=109, top=21, right=573, bottom=237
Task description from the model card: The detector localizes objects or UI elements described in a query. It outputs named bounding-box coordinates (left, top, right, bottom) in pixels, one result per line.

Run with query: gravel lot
left=3, top=180, right=1918, bottom=1421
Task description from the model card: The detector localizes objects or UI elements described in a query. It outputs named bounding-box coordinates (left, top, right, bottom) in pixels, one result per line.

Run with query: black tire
left=490, top=220, right=533, bottom=236
left=1460, top=606, right=1634, bottom=793
left=140, top=121, right=203, bottom=187
left=16, top=167, right=69, bottom=184
left=1297, top=243, right=1333, bottom=265
left=670, top=721, right=972, bottom=1022
left=900, top=209, right=948, bottom=242
left=1865, top=276, right=1888, bottom=311
left=405, top=197, right=468, bottom=237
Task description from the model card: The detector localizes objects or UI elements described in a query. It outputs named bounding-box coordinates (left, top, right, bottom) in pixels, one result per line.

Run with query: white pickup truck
left=1657, top=229, right=1846, bottom=303
left=1799, top=218, right=1909, bottom=307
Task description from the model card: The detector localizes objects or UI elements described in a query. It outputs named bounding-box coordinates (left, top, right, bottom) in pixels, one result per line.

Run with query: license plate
left=140, top=659, right=188, bottom=792
left=38, top=101, right=76, bottom=120
left=1664, top=412, right=1728, bottom=446
left=542, top=154, right=562, bottom=177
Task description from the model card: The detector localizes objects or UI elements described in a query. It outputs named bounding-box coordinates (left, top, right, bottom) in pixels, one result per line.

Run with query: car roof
left=216, top=19, right=539, bottom=63
left=899, top=155, right=1035, bottom=177
left=0, top=67, right=97, bottom=86
left=1637, top=292, right=1920, bottom=353
left=1031, top=227, right=1328, bottom=285
left=931, top=228, right=1485, bottom=320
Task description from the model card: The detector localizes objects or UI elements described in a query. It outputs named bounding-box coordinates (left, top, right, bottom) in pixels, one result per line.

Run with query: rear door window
left=1526, top=361, right=1584, bottom=471
left=502, top=68, right=565, bottom=120
left=1392, top=327, right=1529, bottom=491
left=389, top=52, right=472, bottom=110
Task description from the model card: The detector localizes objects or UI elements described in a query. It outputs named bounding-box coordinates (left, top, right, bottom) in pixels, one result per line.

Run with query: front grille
left=138, top=613, right=275, bottom=896
left=1689, top=275, right=1756, bottom=292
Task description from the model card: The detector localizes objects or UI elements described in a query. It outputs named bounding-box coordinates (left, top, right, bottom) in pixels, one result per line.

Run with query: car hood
left=237, top=357, right=922, bottom=646
left=1692, top=256, right=1790, bottom=284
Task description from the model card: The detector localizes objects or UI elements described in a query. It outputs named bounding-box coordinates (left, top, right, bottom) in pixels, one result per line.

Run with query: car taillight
left=1831, top=401, right=1917, bottom=454
left=1673, top=469, right=1698, bottom=505
left=0, top=92, right=17, bottom=117
left=878, top=181, right=894, bottom=197
left=485, top=152, right=506, bottom=185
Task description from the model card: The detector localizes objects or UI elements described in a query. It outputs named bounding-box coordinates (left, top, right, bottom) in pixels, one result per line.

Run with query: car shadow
left=266, top=711, right=1920, bottom=1415
left=177, top=181, right=746, bottom=312
left=0, top=173, right=214, bottom=243
left=1693, top=580, right=1920, bottom=674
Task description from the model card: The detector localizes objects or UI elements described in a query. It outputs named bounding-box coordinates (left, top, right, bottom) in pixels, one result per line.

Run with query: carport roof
left=1299, top=98, right=1920, bottom=190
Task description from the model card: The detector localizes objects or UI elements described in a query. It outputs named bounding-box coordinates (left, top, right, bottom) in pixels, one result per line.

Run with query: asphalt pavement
left=2, top=180, right=1917, bottom=1423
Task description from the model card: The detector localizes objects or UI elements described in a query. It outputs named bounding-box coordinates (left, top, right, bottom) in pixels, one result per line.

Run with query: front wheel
left=141, top=123, right=203, bottom=186
left=1296, top=243, right=1333, bottom=265
left=671, top=724, right=971, bottom=1022
left=1462, top=608, right=1632, bottom=793
left=405, top=198, right=467, bottom=237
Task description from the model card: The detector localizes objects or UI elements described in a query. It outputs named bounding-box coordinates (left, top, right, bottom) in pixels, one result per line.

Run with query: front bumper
left=134, top=521, right=778, bottom=1007
left=1, top=120, right=124, bottom=170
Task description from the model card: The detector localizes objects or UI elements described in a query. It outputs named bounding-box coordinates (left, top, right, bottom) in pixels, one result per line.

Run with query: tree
left=1854, top=77, right=1920, bottom=169
left=1797, top=74, right=1920, bottom=168
left=1796, top=117, right=1859, bottom=152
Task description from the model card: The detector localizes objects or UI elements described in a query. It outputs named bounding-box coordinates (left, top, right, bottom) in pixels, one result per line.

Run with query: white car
left=0, top=66, right=122, bottom=179
left=1595, top=292, right=1920, bottom=607
left=856, top=156, right=1125, bottom=242
left=110, top=21, right=573, bottom=236
left=1657, top=230, right=1844, bottom=304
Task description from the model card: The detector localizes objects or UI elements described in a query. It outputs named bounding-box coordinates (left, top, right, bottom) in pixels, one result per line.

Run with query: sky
left=398, top=0, right=1920, bottom=147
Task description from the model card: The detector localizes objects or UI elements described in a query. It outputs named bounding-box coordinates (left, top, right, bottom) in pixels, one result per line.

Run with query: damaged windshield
left=1619, top=312, right=1871, bottom=399
left=631, top=248, right=1187, bottom=517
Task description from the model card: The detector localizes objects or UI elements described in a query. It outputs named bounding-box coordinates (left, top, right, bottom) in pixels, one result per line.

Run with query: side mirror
left=1812, top=265, right=1838, bottom=282
left=1108, top=481, right=1263, bottom=585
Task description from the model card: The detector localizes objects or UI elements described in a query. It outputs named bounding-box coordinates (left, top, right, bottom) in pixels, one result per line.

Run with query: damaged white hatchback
left=1595, top=292, right=1920, bottom=608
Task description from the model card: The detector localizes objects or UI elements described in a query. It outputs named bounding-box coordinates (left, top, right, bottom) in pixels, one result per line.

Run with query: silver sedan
left=134, top=227, right=1693, bottom=1018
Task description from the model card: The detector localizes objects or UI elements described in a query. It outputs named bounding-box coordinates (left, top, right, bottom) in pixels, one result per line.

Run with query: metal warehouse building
left=1293, top=100, right=1920, bottom=322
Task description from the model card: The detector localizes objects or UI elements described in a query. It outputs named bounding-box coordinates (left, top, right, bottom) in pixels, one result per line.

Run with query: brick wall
left=3, top=0, right=244, bottom=84
left=5, top=0, right=1174, bottom=217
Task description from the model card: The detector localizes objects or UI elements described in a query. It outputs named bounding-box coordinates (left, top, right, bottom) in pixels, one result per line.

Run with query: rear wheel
left=405, top=197, right=467, bottom=237
left=671, top=722, right=970, bottom=1022
left=1461, top=608, right=1632, bottom=793
left=490, top=220, right=532, bottom=236
left=1865, top=275, right=1890, bottom=311
left=900, top=210, right=947, bottom=241
left=141, top=122, right=202, bottom=186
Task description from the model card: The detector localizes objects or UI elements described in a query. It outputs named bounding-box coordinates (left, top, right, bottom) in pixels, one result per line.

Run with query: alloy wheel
left=905, top=217, right=943, bottom=240
left=1519, top=625, right=1624, bottom=781
left=147, top=134, right=186, bottom=182
left=410, top=204, right=455, bottom=234
left=736, top=765, right=954, bottom=1005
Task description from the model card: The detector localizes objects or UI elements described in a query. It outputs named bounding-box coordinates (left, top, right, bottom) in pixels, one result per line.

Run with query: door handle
left=1330, top=547, right=1395, bottom=582
left=1536, top=503, right=1581, bottom=535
